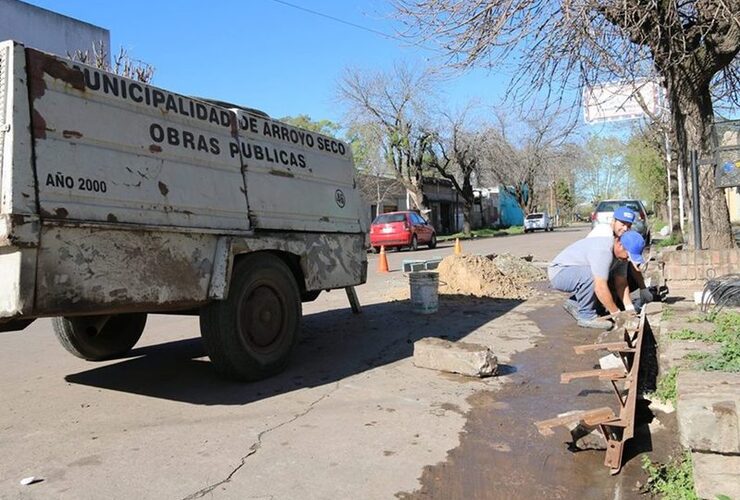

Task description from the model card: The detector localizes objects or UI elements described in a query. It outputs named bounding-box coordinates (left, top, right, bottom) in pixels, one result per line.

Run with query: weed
left=641, top=452, right=697, bottom=499
left=650, top=367, right=678, bottom=405
left=662, top=308, right=675, bottom=321
left=669, top=328, right=703, bottom=341
left=696, top=312, right=740, bottom=372
left=655, top=234, right=683, bottom=248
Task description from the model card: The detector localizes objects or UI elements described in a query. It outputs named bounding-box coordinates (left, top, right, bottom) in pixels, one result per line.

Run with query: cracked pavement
left=0, top=228, right=586, bottom=499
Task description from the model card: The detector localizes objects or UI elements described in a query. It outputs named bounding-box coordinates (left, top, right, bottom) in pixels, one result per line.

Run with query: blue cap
left=620, top=230, right=645, bottom=264
left=614, top=206, right=636, bottom=224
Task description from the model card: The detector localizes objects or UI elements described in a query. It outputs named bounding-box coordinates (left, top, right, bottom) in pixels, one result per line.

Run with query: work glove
left=639, top=288, right=653, bottom=303
left=611, top=310, right=639, bottom=330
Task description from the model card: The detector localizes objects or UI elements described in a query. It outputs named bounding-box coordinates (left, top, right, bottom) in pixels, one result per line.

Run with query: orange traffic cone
left=377, top=245, right=389, bottom=273
left=454, top=238, right=462, bottom=255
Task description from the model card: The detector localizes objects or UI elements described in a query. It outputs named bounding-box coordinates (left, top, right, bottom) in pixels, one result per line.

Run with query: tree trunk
left=667, top=77, right=734, bottom=249
left=462, top=200, right=473, bottom=237
left=406, top=178, right=427, bottom=213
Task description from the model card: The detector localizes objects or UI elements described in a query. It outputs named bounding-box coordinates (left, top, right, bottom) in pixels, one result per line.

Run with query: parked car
left=524, top=212, right=554, bottom=233
left=591, top=199, right=651, bottom=243
left=369, top=211, right=437, bottom=252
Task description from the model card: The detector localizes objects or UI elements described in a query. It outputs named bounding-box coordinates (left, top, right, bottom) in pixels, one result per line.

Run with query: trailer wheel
left=52, top=313, right=147, bottom=361
left=199, top=253, right=301, bottom=381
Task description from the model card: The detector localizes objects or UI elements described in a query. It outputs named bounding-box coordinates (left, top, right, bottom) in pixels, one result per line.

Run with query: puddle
left=397, top=296, right=680, bottom=499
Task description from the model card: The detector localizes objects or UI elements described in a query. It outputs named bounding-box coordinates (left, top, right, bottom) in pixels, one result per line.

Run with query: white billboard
left=583, top=79, right=665, bottom=124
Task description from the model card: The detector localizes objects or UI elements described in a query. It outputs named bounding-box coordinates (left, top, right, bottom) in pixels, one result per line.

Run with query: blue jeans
left=549, top=266, right=598, bottom=320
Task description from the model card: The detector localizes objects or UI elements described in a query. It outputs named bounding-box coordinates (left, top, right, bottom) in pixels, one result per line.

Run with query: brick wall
left=662, top=249, right=740, bottom=284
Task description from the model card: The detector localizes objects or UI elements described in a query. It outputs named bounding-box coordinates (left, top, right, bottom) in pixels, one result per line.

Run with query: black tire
left=52, top=313, right=147, bottom=361
left=372, top=246, right=381, bottom=254
left=428, top=233, right=437, bottom=249
left=199, top=253, right=301, bottom=381
left=410, top=235, right=418, bottom=251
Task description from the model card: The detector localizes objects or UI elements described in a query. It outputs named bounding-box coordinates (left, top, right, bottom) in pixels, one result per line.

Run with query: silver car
left=524, top=212, right=554, bottom=233
left=591, top=199, right=651, bottom=243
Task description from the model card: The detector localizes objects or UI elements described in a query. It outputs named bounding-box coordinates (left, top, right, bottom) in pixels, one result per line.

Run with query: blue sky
left=25, top=0, right=513, bottom=126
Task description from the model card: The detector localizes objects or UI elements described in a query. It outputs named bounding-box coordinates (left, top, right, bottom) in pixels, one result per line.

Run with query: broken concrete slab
left=692, top=451, right=740, bottom=500
left=557, top=411, right=607, bottom=451
left=413, top=337, right=498, bottom=378
left=677, top=371, right=740, bottom=453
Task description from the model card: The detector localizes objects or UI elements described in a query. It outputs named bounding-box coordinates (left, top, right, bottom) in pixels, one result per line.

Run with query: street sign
left=583, top=79, right=664, bottom=124
left=714, top=120, right=740, bottom=188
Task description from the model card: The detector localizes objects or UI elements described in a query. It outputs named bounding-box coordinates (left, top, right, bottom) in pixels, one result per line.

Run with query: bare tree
left=395, top=0, right=739, bottom=248
left=337, top=64, right=436, bottom=211
left=479, top=109, right=577, bottom=216
left=578, top=135, right=628, bottom=203
left=350, top=122, right=404, bottom=213
left=69, top=41, right=155, bottom=83
left=427, top=105, right=482, bottom=236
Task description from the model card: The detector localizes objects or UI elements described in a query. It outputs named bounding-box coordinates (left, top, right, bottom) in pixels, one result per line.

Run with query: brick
left=413, top=337, right=498, bottom=378
left=711, top=251, right=722, bottom=265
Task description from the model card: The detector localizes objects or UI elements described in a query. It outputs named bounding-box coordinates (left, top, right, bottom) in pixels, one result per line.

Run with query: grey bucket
left=409, top=271, right=439, bottom=314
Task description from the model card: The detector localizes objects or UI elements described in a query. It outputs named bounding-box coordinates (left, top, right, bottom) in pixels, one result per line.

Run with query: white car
left=524, top=212, right=554, bottom=233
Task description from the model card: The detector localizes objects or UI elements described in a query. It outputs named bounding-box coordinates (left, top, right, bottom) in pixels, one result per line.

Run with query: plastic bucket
left=409, top=271, right=439, bottom=314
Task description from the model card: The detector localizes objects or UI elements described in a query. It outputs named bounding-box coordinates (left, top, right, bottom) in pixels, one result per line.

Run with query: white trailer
left=0, top=41, right=367, bottom=380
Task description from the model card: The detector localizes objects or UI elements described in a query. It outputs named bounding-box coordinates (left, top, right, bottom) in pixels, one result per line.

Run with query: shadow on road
left=65, top=295, right=522, bottom=405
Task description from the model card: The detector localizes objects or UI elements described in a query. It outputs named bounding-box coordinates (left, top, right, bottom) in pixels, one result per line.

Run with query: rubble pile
left=437, top=254, right=542, bottom=299
left=488, top=253, right=546, bottom=281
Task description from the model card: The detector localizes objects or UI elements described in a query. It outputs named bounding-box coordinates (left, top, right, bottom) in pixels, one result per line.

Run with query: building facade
left=0, top=0, right=109, bottom=61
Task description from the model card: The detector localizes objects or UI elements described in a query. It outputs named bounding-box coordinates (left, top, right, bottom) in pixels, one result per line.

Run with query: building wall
left=0, top=0, right=109, bottom=61
left=499, top=189, right=524, bottom=227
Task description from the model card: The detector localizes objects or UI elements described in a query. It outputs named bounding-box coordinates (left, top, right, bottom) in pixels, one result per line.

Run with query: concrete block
left=413, top=337, right=498, bottom=378
left=677, top=371, right=740, bottom=453
left=692, top=451, right=740, bottom=500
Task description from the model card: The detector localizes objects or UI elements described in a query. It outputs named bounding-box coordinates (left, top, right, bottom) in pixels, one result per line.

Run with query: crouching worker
left=548, top=230, right=646, bottom=330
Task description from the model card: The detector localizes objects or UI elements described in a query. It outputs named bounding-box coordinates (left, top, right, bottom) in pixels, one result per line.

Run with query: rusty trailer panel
left=34, top=225, right=217, bottom=315
left=26, top=48, right=251, bottom=232
left=0, top=40, right=367, bottom=323
left=233, top=109, right=365, bottom=234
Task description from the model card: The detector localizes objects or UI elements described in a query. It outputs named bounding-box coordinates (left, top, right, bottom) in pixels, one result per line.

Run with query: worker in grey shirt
left=548, top=230, right=646, bottom=329
left=587, top=205, right=653, bottom=311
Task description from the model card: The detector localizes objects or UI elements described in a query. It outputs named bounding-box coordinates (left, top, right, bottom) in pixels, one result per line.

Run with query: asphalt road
left=2, top=224, right=639, bottom=500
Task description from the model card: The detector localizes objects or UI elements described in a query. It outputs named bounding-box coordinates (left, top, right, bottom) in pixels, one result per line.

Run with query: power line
left=267, top=0, right=438, bottom=52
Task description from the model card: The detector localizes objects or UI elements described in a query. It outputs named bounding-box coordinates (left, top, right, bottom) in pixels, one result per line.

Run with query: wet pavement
left=398, top=290, right=682, bottom=500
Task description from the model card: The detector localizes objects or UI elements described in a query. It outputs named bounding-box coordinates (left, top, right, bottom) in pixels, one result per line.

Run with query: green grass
left=662, top=308, right=676, bottom=321
left=440, top=226, right=524, bottom=241
left=641, top=453, right=697, bottom=500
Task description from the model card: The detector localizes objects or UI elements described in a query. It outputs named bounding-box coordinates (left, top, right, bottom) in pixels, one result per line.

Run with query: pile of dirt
left=489, top=253, right=546, bottom=282
left=437, top=254, right=544, bottom=299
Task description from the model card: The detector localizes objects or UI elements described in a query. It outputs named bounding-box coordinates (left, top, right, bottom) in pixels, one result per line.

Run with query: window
left=373, top=213, right=406, bottom=224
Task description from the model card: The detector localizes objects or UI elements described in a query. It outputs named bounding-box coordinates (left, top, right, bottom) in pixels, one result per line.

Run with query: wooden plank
left=534, top=407, right=616, bottom=436
left=573, top=342, right=634, bottom=354
left=560, top=367, right=626, bottom=384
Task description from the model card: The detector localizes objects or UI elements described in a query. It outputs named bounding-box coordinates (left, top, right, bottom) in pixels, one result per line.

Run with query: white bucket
left=409, top=271, right=439, bottom=314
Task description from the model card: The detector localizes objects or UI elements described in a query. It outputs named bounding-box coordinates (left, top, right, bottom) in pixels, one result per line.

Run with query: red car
left=369, top=211, right=437, bottom=252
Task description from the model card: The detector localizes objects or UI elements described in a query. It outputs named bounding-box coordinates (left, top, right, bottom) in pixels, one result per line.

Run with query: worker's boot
left=576, top=315, right=613, bottom=330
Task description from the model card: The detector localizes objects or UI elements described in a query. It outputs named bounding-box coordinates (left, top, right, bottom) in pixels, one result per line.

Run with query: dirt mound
left=437, top=254, right=542, bottom=299
left=489, top=253, right=546, bottom=281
